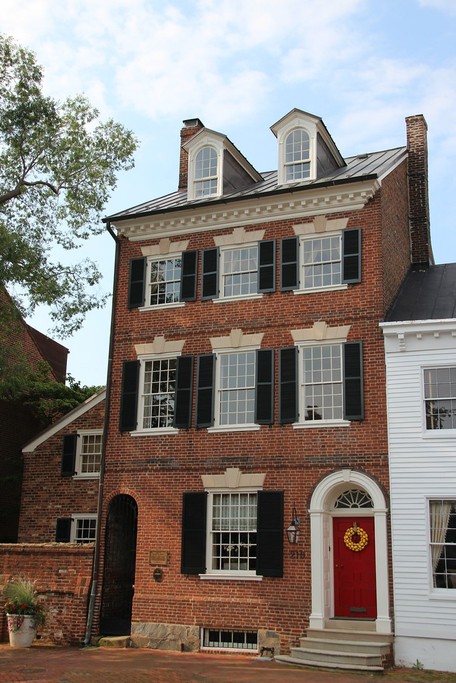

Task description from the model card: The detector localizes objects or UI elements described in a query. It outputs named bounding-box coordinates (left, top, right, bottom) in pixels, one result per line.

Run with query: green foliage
left=3, top=578, right=46, bottom=628
left=0, top=34, right=138, bottom=336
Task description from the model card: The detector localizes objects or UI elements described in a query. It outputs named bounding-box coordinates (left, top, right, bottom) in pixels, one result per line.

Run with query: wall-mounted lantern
left=286, top=507, right=301, bottom=545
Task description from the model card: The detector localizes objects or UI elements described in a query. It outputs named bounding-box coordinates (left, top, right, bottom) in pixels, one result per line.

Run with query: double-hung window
left=55, top=514, right=97, bottom=543
left=424, top=367, right=456, bottom=430
left=146, top=256, right=182, bottom=306
left=430, top=500, right=456, bottom=589
left=209, top=492, right=257, bottom=573
left=302, top=234, right=342, bottom=290
left=302, top=344, right=343, bottom=422
left=218, top=351, right=256, bottom=427
left=139, top=356, right=177, bottom=430
left=221, top=246, right=258, bottom=298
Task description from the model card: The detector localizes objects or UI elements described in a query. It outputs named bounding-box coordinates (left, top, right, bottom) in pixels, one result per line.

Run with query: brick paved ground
left=1, top=645, right=456, bottom=683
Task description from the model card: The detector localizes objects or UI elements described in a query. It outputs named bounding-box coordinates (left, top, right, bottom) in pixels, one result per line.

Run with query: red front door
left=333, top=517, right=377, bottom=619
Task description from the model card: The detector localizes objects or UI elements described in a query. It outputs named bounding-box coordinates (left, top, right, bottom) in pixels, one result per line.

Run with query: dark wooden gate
left=100, top=494, right=138, bottom=635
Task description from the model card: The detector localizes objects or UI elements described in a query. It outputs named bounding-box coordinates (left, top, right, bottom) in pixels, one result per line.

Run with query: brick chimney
left=178, top=118, right=205, bottom=191
left=406, top=114, right=433, bottom=267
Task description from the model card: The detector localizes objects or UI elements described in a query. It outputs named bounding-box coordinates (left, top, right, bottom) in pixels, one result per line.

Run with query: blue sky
left=3, top=0, right=456, bottom=386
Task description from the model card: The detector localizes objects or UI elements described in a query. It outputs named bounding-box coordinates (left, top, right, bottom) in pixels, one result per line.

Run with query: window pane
left=424, top=367, right=456, bottom=430
left=74, top=518, right=97, bottom=543
left=211, top=493, right=257, bottom=571
left=285, top=130, right=310, bottom=180
left=223, top=246, right=258, bottom=298
left=148, top=257, right=181, bottom=306
left=430, top=500, right=456, bottom=588
left=302, top=345, right=343, bottom=421
left=80, top=433, right=102, bottom=474
left=195, top=146, right=217, bottom=197
left=219, top=352, right=255, bottom=425
left=302, top=235, right=342, bottom=289
left=142, top=358, right=176, bottom=429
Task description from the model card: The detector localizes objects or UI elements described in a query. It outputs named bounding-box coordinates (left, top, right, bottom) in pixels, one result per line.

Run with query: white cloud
left=417, top=0, right=456, bottom=14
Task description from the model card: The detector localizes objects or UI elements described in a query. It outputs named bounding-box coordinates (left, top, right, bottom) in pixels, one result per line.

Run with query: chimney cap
left=182, top=117, right=204, bottom=129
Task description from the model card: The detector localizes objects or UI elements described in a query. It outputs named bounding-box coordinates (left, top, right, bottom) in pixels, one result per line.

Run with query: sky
left=2, top=0, right=456, bottom=387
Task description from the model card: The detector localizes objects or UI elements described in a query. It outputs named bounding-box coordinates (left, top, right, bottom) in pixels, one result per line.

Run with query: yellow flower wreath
left=343, top=525, right=368, bottom=552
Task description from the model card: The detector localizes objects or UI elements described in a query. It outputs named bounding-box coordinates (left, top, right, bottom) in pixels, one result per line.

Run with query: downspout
left=84, top=221, right=119, bottom=646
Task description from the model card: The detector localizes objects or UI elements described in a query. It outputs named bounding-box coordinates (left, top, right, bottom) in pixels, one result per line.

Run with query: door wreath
left=343, top=524, right=368, bottom=552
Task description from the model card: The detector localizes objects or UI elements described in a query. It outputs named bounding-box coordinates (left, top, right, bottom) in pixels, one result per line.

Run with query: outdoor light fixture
left=286, top=507, right=301, bottom=545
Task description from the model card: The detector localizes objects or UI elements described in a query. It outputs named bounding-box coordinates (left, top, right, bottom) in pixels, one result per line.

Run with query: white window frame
left=209, top=347, right=260, bottom=433
left=216, top=243, right=263, bottom=302
left=296, top=232, right=347, bottom=295
left=284, top=128, right=311, bottom=181
left=428, top=499, right=456, bottom=592
left=295, top=341, right=349, bottom=428
left=71, top=514, right=97, bottom=543
left=423, top=366, right=456, bottom=433
left=187, top=138, right=223, bottom=201
left=276, top=121, right=316, bottom=185
left=74, top=430, right=103, bottom=479
left=204, top=488, right=260, bottom=580
left=141, top=253, right=184, bottom=310
left=136, top=352, right=180, bottom=435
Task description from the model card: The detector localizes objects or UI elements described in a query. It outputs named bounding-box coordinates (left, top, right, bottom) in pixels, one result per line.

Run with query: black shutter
left=279, top=347, right=298, bottom=423
left=55, top=518, right=72, bottom=543
left=180, top=251, right=198, bottom=301
left=256, top=491, right=284, bottom=577
left=258, top=240, right=275, bottom=293
left=128, top=258, right=146, bottom=308
left=202, top=248, right=219, bottom=299
left=255, top=349, right=274, bottom=424
left=342, top=229, right=361, bottom=283
left=181, top=492, right=207, bottom=574
left=61, top=434, right=77, bottom=477
left=196, top=354, right=215, bottom=427
left=280, top=237, right=298, bottom=290
left=344, top=342, right=363, bottom=420
left=119, top=360, right=140, bottom=432
left=174, top=356, right=193, bottom=429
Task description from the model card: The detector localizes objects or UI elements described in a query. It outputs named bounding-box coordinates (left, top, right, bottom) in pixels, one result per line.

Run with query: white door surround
left=308, top=469, right=391, bottom=635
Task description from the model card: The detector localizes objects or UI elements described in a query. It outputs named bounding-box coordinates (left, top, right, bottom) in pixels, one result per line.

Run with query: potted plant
left=3, top=578, right=46, bottom=648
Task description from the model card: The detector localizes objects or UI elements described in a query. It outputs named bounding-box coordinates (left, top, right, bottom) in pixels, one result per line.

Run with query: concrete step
left=276, top=654, right=384, bottom=673
left=97, top=635, right=131, bottom=648
left=307, top=627, right=393, bottom=643
left=289, top=645, right=383, bottom=668
left=300, top=636, right=391, bottom=655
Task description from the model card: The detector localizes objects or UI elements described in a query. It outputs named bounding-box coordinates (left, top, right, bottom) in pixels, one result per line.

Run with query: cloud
left=417, top=0, right=456, bottom=13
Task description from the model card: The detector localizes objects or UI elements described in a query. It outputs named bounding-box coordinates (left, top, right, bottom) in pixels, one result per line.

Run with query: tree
left=0, top=34, right=138, bottom=336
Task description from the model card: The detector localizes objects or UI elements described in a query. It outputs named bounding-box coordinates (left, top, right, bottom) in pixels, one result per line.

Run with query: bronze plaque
left=149, top=550, right=169, bottom=566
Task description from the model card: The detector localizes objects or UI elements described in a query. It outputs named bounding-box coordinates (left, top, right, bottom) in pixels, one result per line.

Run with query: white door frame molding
left=308, top=469, right=391, bottom=634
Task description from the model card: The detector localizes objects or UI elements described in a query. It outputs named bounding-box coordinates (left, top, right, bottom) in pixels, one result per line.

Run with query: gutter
left=83, top=221, right=119, bottom=646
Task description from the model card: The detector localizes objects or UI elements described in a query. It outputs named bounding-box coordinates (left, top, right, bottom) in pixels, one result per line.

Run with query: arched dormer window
left=195, top=146, right=218, bottom=198
left=285, top=129, right=310, bottom=181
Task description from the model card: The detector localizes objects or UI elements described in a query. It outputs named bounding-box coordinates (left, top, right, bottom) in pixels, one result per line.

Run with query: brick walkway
left=0, top=644, right=384, bottom=683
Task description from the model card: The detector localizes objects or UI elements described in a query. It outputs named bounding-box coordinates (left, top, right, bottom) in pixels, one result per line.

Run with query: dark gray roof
left=106, top=146, right=406, bottom=222
left=385, top=264, right=456, bottom=322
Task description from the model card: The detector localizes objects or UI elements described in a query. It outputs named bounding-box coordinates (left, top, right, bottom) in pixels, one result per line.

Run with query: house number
left=290, top=550, right=305, bottom=559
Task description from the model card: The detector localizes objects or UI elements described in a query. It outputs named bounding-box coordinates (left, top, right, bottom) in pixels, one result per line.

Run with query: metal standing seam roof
left=105, top=146, right=407, bottom=222
left=385, top=264, right=456, bottom=322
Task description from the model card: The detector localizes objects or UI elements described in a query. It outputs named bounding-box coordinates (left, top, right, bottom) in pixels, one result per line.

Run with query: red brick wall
left=18, top=399, right=104, bottom=543
left=0, top=544, right=93, bottom=644
left=95, top=168, right=409, bottom=649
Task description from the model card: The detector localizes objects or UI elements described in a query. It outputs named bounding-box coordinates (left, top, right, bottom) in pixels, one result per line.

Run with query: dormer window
left=285, top=129, right=310, bottom=181
left=195, top=146, right=218, bottom=198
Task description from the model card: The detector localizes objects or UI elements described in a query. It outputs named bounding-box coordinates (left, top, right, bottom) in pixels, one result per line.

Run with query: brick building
left=19, top=389, right=105, bottom=544
left=91, top=109, right=432, bottom=668
left=0, top=288, right=69, bottom=542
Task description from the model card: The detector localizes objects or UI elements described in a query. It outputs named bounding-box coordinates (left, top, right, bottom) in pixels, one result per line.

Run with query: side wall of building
left=384, top=325, right=456, bottom=672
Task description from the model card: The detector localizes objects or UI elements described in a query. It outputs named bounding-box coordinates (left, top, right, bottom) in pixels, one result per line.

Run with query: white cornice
left=112, top=179, right=380, bottom=242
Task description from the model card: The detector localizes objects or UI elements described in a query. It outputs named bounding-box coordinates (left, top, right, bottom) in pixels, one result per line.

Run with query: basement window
left=201, top=628, right=258, bottom=651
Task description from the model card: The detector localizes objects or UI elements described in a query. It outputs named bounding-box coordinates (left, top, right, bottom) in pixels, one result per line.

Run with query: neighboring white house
left=381, top=264, right=456, bottom=673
